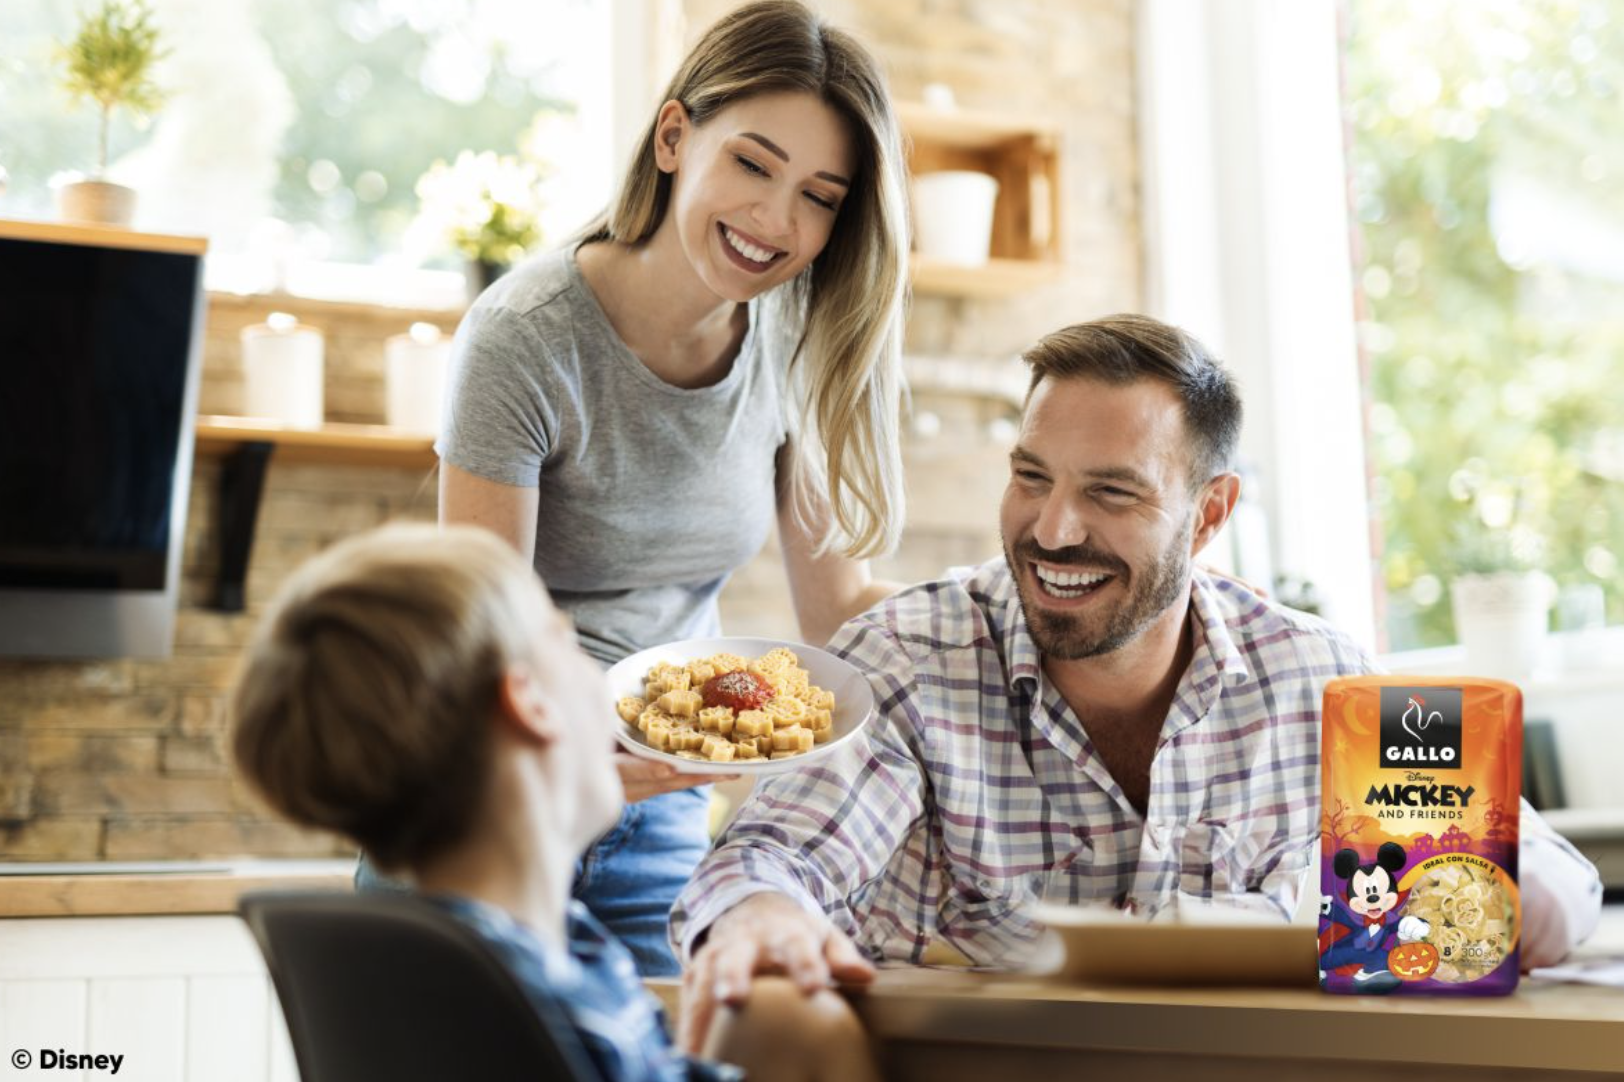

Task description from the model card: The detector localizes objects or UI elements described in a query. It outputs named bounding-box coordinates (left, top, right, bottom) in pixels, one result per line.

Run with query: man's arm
left=669, top=617, right=933, bottom=1049
left=1520, top=801, right=1604, bottom=969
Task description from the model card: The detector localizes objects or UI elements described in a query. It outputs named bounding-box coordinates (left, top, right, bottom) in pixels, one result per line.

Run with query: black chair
left=240, top=891, right=603, bottom=1082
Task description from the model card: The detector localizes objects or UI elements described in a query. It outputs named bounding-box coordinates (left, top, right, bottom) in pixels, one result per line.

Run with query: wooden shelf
left=195, top=415, right=437, bottom=470
left=896, top=102, right=1061, bottom=151
left=897, top=102, right=1063, bottom=297
left=0, top=216, right=208, bottom=256
left=910, top=255, right=1064, bottom=299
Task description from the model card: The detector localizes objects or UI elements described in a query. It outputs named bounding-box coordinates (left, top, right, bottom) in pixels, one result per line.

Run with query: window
left=1346, top=0, right=1624, bottom=650
left=1, top=0, right=612, bottom=302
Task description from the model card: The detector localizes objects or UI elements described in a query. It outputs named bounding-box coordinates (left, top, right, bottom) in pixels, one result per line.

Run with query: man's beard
left=1003, top=529, right=1192, bottom=661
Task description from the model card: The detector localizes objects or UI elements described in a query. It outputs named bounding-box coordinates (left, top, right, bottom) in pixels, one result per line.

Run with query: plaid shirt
left=673, top=560, right=1375, bottom=967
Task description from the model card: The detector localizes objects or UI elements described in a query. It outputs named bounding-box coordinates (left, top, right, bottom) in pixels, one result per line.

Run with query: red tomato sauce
left=701, top=670, right=775, bottom=712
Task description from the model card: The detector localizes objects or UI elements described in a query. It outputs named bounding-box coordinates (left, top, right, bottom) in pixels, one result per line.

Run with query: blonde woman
left=431, top=1, right=909, bottom=975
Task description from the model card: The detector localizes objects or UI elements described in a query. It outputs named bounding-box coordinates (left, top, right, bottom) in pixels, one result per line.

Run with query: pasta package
left=1318, top=676, right=1522, bottom=996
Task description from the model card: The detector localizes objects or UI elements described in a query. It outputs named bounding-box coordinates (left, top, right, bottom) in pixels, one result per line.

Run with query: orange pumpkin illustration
left=1388, top=941, right=1440, bottom=982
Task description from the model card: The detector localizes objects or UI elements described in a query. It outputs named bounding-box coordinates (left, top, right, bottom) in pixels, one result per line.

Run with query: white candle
left=385, top=322, right=452, bottom=435
left=240, top=312, right=325, bottom=428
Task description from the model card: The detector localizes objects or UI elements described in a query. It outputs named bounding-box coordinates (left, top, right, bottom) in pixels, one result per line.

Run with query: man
left=671, top=315, right=1601, bottom=1039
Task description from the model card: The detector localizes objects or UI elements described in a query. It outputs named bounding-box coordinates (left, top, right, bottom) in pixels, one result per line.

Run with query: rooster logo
left=1401, top=695, right=1444, bottom=745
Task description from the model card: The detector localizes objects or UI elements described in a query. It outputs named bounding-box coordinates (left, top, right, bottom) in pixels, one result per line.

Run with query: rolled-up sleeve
left=1519, top=802, right=1604, bottom=968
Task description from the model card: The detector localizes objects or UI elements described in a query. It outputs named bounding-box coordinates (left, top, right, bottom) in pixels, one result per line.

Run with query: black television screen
left=0, top=220, right=205, bottom=657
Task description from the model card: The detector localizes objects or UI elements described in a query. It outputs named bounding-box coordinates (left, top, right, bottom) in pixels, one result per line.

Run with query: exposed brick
left=28, top=735, right=162, bottom=774
left=177, top=695, right=229, bottom=738
left=0, top=696, right=176, bottom=734
left=0, top=818, right=103, bottom=861
left=33, top=775, right=235, bottom=816
left=0, top=661, right=136, bottom=698
left=0, top=775, right=34, bottom=818
left=171, top=611, right=255, bottom=652
left=103, top=817, right=351, bottom=861
left=161, top=735, right=228, bottom=776
left=131, top=654, right=238, bottom=691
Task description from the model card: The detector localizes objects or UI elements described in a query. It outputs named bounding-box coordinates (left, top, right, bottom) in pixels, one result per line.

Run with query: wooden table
left=648, top=969, right=1623, bottom=1080
left=850, top=969, right=1624, bottom=1081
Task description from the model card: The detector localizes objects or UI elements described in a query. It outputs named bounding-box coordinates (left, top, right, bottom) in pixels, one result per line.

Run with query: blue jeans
left=355, top=786, right=710, bottom=977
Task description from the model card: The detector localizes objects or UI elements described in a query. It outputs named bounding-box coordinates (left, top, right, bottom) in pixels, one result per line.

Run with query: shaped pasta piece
left=616, top=696, right=646, bottom=723
left=656, top=689, right=702, bottom=718
left=707, top=652, right=748, bottom=675
left=734, top=710, right=772, bottom=738
left=761, top=647, right=800, bottom=670
left=807, top=687, right=835, bottom=711
left=668, top=727, right=707, bottom=752
left=764, top=696, right=807, bottom=727
left=686, top=660, right=717, bottom=686
left=698, top=706, right=736, bottom=734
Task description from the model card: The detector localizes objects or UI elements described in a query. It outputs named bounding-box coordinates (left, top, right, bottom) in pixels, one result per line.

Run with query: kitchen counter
left=0, top=860, right=354, bottom=917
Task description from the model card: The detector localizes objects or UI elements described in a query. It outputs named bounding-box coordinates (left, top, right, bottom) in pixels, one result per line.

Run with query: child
left=231, top=524, right=878, bottom=1082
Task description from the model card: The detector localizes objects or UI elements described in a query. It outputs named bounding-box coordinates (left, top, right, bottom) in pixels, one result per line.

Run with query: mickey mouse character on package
left=1319, top=841, right=1432, bottom=993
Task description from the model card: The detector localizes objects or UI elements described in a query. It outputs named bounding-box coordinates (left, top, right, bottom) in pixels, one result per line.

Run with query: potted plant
left=55, top=0, right=168, bottom=226
left=1445, top=472, right=1554, bottom=683
left=409, top=150, right=545, bottom=303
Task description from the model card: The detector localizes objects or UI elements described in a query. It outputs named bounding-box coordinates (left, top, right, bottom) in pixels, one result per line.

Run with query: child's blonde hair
left=581, top=0, right=909, bottom=558
left=230, top=524, right=546, bottom=872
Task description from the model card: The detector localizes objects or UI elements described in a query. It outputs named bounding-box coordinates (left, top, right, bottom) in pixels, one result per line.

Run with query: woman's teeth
left=724, top=226, right=778, bottom=264
left=1034, top=565, right=1111, bottom=599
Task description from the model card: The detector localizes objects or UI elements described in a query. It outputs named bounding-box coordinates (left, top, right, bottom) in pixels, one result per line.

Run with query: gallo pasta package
left=1318, top=676, right=1522, bottom=996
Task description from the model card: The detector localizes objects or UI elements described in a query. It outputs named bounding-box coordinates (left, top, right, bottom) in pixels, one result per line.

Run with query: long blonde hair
left=581, top=0, right=909, bottom=558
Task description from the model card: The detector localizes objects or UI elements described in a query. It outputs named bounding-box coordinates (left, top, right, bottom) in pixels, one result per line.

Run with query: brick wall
left=0, top=0, right=1138, bottom=862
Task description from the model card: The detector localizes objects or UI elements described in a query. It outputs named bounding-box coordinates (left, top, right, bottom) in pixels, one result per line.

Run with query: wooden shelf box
left=898, top=101, right=1064, bottom=296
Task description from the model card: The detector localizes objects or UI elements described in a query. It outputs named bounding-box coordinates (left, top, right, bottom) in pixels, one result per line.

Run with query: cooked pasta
left=619, top=647, right=834, bottom=764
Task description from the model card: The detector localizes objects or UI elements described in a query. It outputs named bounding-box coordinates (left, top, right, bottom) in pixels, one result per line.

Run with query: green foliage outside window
left=1347, top=0, right=1624, bottom=650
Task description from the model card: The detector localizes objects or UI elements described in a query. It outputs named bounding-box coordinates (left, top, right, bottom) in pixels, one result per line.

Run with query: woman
left=434, top=0, right=909, bottom=975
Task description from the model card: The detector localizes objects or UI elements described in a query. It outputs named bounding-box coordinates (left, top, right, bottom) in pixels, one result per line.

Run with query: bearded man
left=668, top=315, right=1600, bottom=1043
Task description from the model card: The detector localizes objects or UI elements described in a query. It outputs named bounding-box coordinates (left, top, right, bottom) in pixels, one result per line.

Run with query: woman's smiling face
left=653, top=90, right=855, bottom=303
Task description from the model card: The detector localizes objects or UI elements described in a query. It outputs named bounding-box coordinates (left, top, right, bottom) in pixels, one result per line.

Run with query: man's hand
left=679, top=892, right=875, bottom=1055
left=614, top=752, right=730, bottom=803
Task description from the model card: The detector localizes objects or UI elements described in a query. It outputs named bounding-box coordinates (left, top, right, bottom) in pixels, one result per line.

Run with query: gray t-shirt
left=436, top=246, right=790, bottom=665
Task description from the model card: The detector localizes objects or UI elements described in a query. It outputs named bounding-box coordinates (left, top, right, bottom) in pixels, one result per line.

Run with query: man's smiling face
left=999, top=375, right=1204, bottom=661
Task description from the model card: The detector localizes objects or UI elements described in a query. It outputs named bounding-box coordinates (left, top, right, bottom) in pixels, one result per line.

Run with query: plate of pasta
left=606, top=637, right=876, bottom=776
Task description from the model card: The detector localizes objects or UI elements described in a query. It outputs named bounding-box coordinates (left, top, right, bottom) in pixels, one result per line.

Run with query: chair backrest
left=240, top=890, right=603, bottom=1082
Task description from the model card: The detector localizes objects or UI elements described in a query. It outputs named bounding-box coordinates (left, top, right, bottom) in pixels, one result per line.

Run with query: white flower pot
left=56, top=179, right=137, bottom=227
left=913, top=170, right=999, bottom=266
left=1449, top=571, right=1555, bottom=685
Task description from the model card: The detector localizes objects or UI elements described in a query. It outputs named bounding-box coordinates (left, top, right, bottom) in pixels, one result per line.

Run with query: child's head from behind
left=230, top=523, right=622, bottom=876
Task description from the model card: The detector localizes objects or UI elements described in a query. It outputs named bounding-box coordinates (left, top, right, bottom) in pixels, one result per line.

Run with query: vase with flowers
left=54, top=0, right=168, bottom=226
left=410, top=150, right=545, bottom=304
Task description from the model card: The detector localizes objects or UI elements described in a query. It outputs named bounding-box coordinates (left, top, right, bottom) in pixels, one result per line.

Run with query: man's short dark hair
left=1021, top=314, right=1243, bottom=486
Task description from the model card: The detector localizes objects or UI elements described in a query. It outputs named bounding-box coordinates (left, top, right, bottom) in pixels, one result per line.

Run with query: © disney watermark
left=10, top=1048, right=125, bottom=1074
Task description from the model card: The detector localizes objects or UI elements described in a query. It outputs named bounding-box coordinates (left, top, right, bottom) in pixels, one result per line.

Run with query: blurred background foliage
left=1347, top=0, right=1624, bottom=650
left=1, top=0, right=598, bottom=266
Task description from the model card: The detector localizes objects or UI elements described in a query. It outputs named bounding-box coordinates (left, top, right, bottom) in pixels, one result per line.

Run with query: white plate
left=606, top=636, right=876, bottom=776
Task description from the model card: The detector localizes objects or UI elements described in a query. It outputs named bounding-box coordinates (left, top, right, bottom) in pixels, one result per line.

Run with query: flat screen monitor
left=0, top=219, right=206, bottom=657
